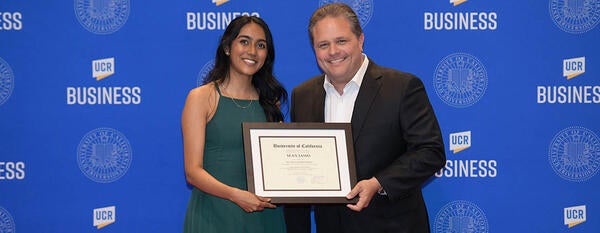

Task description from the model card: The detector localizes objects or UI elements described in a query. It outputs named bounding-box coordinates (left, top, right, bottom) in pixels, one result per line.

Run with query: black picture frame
left=242, top=122, right=358, bottom=204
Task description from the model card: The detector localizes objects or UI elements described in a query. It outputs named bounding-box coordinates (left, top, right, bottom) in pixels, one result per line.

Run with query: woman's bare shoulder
left=187, top=83, right=216, bottom=99
left=183, top=83, right=218, bottom=119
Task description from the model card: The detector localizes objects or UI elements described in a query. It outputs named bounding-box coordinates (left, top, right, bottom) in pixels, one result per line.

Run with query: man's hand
left=346, top=177, right=382, bottom=212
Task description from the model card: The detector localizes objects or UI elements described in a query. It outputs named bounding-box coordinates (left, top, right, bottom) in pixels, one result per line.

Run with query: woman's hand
left=230, top=189, right=277, bottom=213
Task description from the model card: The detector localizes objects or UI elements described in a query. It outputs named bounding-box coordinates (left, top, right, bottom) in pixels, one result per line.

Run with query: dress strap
left=214, top=81, right=222, bottom=96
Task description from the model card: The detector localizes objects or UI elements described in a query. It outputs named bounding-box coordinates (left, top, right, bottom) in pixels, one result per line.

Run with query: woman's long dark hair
left=203, top=16, right=287, bottom=122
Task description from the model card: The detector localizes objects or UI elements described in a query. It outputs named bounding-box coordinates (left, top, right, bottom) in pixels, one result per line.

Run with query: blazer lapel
left=313, top=76, right=326, bottom=122
left=351, top=62, right=382, bottom=142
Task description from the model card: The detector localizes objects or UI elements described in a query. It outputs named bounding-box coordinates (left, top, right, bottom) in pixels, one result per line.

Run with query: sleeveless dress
left=183, top=84, right=286, bottom=233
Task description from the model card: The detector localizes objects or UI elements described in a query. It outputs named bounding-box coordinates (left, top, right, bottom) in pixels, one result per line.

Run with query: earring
left=225, top=50, right=230, bottom=55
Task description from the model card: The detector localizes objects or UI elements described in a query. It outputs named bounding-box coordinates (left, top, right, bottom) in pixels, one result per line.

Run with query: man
left=284, top=3, right=446, bottom=233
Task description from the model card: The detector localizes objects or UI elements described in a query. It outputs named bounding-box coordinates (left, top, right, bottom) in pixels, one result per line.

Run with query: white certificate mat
left=242, top=122, right=357, bottom=204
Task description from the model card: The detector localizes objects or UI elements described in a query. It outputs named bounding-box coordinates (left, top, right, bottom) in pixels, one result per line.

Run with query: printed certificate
left=242, top=122, right=357, bottom=204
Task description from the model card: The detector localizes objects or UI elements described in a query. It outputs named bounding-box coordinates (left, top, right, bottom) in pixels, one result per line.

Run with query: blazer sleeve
left=375, top=76, right=446, bottom=201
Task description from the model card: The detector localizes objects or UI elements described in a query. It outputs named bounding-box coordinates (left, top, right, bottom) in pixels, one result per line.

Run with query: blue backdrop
left=1, top=0, right=599, bottom=232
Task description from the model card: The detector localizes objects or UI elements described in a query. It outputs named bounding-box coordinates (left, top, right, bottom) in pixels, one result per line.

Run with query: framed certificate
left=242, top=122, right=357, bottom=204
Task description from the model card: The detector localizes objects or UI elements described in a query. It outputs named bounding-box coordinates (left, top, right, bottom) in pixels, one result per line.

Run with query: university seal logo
left=197, top=59, right=215, bottom=87
left=319, top=0, right=374, bottom=28
left=549, top=126, right=600, bottom=182
left=0, top=57, right=15, bottom=106
left=0, top=207, right=15, bottom=233
left=74, top=0, right=130, bottom=35
left=434, top=200, right=489, bottom=233
left=434, top=53, right=488, bottom=108
left=549, top=0, right=600, bottom=34
left=77, top=127, right=133, bottom=183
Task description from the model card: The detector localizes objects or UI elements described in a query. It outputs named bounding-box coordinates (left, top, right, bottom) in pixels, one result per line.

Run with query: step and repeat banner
left=1, top=0, right=598, bottom=232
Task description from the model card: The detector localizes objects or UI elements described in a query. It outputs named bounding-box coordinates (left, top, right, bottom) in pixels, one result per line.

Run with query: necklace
left=220, top=82, right=254, bottom=109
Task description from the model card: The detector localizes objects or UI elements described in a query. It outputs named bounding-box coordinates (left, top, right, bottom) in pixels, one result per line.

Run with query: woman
left=182, top=16, right=287, bottom=232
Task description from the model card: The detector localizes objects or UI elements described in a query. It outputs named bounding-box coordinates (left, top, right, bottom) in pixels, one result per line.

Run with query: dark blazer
left=284, top=61, right=446, bottom=233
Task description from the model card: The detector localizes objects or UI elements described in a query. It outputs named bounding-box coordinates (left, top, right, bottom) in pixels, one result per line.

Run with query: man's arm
left=376, top=76, right=446, bottom=201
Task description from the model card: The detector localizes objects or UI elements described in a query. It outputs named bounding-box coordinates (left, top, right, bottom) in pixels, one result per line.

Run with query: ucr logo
left=93, top=206, right=116, bottom=229
left=450, top=131, right=471, bottom=153
left=92, top=57, right=115, bottom=81
left=564, top=205, right=586, bottom=228
left=563, top=57, right=585, bottom=79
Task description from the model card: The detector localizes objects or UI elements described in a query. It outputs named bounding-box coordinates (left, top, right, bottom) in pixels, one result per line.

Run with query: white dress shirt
left=324, top=55, right=369, bottom=123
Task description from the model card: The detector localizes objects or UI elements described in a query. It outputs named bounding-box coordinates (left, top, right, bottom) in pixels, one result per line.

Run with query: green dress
left=183, top=84, right=286, bottom=233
